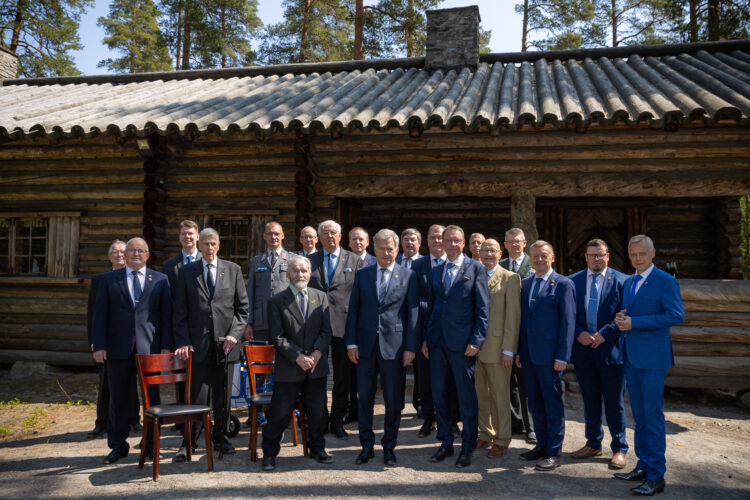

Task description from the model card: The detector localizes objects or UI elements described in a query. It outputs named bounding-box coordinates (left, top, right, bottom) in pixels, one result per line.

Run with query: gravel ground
left=1, top=367, right=749, bottom=499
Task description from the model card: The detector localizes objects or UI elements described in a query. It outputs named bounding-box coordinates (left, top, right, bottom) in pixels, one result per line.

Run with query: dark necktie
left=132, top=270, right=142, bottom=305
left=530, top=277, right=543, bottom=304
left=587, top=273, right=600, bottom=333
left=512, top=260, right=517, bottom=272
left=298, top=289, right=307, bottom=318
left=434, top=257, right=440, bottom=267
left=443, top=262, right=455, bottom=292
left=326, top=253, right=336, bottom=285
left=378, top=268, right=389, bottom=302
left=628, top=274, right=643, bottom=309
left=185, top=255, right=193, bottom=265
left=269, top=251, right=277, bottom=268
left=404, top=258, right=411, bottom=269
left=207, top=263, right=215, bottom=297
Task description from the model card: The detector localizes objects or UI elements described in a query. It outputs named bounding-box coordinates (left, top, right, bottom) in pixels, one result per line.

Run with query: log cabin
left=0, top=7, right=749, bottom=391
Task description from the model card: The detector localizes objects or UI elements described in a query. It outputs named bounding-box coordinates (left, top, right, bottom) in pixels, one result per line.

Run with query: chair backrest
left=135, top=352, right=193, bottom=409
left=243, top=344, right=275, bottom=396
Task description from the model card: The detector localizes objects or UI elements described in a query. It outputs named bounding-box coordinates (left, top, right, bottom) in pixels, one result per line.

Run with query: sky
left=71, top=1, right=524, bottom=76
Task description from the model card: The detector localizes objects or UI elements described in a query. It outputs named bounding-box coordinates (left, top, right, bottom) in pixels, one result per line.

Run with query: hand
left=93, top=350, right=106, bottom=364
left=577, top=331, right=594, bottom=346
left=243, top=324, right=254, bottom=341
left=515, top=356, right=522, bottom=369
left=615, top=310, right=632, bottom=331
left=222, top=336, right=238, bottom=354
left=403, top=350, right=415, bottom=366
left=464, top=345, right=479, bottom=357
left=591, top=332, right=606, bottom=349
left=160, top=349, right=171, bottom=354
left=175, top=345, right=193, bottom=360
left=501, top=354, right=513, bottom=368
left=421, top=341, right=429, bottom=360
left=310, top=350, right=322, bottom=372
left=296, top=353, right=314, bottom=371
left=347, top=347, right=359, bottom=364
left=553, top=360, right=567, bottom=372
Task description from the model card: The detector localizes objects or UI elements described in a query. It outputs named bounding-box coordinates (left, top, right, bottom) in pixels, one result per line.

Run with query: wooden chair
left=135, top=352, right=214, bottom=480
left=244, top=344, right=308, bottom=461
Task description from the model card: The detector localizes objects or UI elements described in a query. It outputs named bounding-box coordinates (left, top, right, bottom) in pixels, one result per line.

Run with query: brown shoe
left=571, top=445, right=602, bottom=459
left=475, top=439, right=491, bottom=451
left=609, top=452, right=627, bottom=469
left=487, top=445, right=505, bottom=458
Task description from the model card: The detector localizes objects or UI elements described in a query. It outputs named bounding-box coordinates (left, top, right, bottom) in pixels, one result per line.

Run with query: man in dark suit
left=92, top=237, right=173, bottom=464
left=501, top=227, right=536, bottom=444
left=173, top=227, right=249, bottom=456
left=395, top=227, right=422, bottom=415
left=262, top=254, right=333, bottom=470
left=345, top=229, right=419, bottom=466
left=307, top=220, right=362, bottom=438
left=568, top=238, right=629, bottom=470
left=517, top=240, right=575, bottom=471
left=298, top=225, right=318, bottom=257
left=467, top=233, right=485, bottom=261
left=244, top=221, right=291, bottom=343
left=162, top=220, right=201, bottom=291
left=349, top=227, right=377, bottom=267
left=422, top=225, right=489, bottom=468
left=613, top=235, right=684, bottom=496
left=87, top=240, right=140, bottom=439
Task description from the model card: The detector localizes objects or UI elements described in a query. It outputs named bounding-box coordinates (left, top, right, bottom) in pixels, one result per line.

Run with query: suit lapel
left=137, top=268, right=155, bottom=309
left=286, top=287, right=304, bottom=325
left=116, top=268, right=134, bottom=310
left=575, top=273, right=587, bottom=319
left=488, top=268, right=501, bottom=290
left=381, top=265, right=403, bottom=305
left=448, top=259, right=471, bottom=296
left=194, top=262, right=210, bottom=298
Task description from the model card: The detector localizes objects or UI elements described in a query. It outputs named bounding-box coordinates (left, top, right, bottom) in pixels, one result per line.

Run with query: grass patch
left=0, top=426, right=9, bottom=436
left=22, top=407, right=48, bottom=433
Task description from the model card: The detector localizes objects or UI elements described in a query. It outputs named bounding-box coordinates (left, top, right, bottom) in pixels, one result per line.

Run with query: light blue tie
left=443, top=262, right=455, bottom=293
left=378, top=268, right=389, bottom=302
left=587, top=273, right=600, bottom=333
left=185, top=255, right=193, bottom=264
left=326, top=253, right=336, bottom=285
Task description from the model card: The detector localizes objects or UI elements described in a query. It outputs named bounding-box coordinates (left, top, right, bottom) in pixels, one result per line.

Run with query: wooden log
left=2, top=323, right=85, bottom=337
left=670, top=356, right=750, bottom=377
left=682, top=300, right=750, bottom=312
left=672, top=341, right=750, bottom=357
left=0, top=298, right=86, bottom=315
left=671, top=326, right=750, bottom=343
left=0, top=188, right=144, bottom=201
left=681, top=311, right=750, bottom=327
left=0, top=338, right=88, bottom=352
left=511, top=189, right=538, bottom=243
left=679, top=279, right=750, bottom=302
left=0, top=349, right=95, bottom=366
left=665, top=375, right=750, bottom=389
left=0, top=144, right=140, bottom=161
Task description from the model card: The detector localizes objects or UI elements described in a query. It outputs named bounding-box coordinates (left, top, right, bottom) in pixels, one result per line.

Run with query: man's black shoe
left=430, top=444, right=455, bottom=463
left=103, top=446, right=128, bottom=464
left=614, top=468, right=647, bottom=481
left=310, top=450, right=333, bottom=464
left=450, top=422, right=461, bottom=438
left=520, top=445, right=548, bottom=461
left=355, top=446, right=375, bottom=465
left=262, top=456, right=276, bottom=471
left=535, top=455, right=561, bottom=471
left=330, top=425, right=348, bottom=439
left=87, top=423, right=106, bottom=439
left=384, top=448, right=397, bottom=466
left=455, top=449, right=472, bottom=468
left=418, top=420, right=436, bottom=438
left=631, top=479, right=665, bottom=496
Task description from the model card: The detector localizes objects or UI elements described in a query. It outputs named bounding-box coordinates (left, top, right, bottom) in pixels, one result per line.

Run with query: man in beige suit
left=474, top=238, right=522, bottom=458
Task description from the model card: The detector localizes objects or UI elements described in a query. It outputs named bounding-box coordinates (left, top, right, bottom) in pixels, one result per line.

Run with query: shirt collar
left=125, top=265, right=145, bottom=275
left=535, top=268, right=554, bottom=281
left=181, top=249, right=198, bottom=260
left=379, top=262, right=396, bottom=273
left=324, top=247, right=341, bottom=258
left=203, top=257, right=218, bottom=268
left=357, top=252, right=368, bottom=261
left=447, top=253, right=464, bottom=267
left=487, top=264, right=499, bottom=277
left=637, top=264, right=655, bottom=281
left=430, top=253, right=446, bottom=266
left=289, top=282, right=307, bottom=297
left=588, top=267, right=608, bottom=279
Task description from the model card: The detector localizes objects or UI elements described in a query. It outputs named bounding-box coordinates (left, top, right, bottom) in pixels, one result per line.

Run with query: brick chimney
left=425, top=6, right=480, bottom=69
left=0, top=46, right=18, bottom=82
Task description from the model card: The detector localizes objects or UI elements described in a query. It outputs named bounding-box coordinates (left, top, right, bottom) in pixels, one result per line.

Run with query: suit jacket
left=92, top=268, right=172, bottom=359
left=344, top=264, right=420, bottom=360
left=162, top=251, right=202, bottom=292
left=501, top=254, right=533, bottom=278
left=87, top=272, right=105, bottom=349
left=395, top=254, right=421, bottom=270
left=173, top=258, right=249, bottom=363
left=412, top=255, right=439, bottom=341
left=308, top=248, right=362, bottom=338
left=620, top=266, right=684, bottom=370
left=358, top=252, right=377, bottom=267
left=269, top=287, right=332, bottom=383
left=478, top=266, right=522, bottom=364
left=424, top=258, right=490, bottom=352
left=298, top=249, right=318, bottom=257
left=569, top=267, right=627, bottom=366
left=246, top=249, right=291, bottom=331
left=519, top=271, right=576, bottom=366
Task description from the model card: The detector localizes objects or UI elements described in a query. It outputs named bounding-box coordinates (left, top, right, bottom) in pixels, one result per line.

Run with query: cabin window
left=0, top=214, right=79, bottom=278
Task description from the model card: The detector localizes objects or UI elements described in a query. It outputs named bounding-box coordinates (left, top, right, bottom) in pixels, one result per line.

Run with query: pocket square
left=463, top=275, right=470, bottom=281
left=344, top=267, right=352, bottom=273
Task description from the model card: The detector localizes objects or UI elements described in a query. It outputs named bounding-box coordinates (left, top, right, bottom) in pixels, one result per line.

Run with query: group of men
left=88, top=218, right=684, bottom=496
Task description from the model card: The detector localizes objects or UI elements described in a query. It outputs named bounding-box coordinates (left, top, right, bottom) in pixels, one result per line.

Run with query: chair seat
left=249, top=392, right=272, bottom=405
left=145, top=403, right=212, bottom=418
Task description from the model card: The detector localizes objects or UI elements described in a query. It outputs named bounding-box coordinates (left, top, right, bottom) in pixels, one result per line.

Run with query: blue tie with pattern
left=530, top=277, right=543, bottom=305
left=628, top=274, right=643, bottom=309
left=132, top=270, right=142, bottom=305
left=443, top=262, right=455, bottom=293
left=587, top=273, right=600, bottom=333
left=326, top=253, right=336, bottom=284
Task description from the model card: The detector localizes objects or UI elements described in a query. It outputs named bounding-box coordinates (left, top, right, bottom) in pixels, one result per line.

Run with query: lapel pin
left=310, top=299, right=317, bottom=304
left=219, top=273, right=224, bottom=278
left=394, top=274, right=398, bottom=279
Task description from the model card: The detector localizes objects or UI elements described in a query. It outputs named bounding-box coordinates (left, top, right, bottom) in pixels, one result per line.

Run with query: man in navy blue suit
left=395, top=228, right=422, bottom=415
left=568, top=239, right=629, bottom=470
left=92, top=237, right=173, bottom=464
left=422, top=225, right=489, bottom=468
left=614, top=235, right=684, bottom=496
left=345, top=229, right=419, bottom=466
left=349, top=227, right=377, bottom=267
left=517, top=240, right=575, bottom=471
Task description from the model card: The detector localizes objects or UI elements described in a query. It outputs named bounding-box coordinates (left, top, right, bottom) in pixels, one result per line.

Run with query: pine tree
left=192, top=0, right=262, bottom=68
left=97, top=0, right=172, bottom=73
left=671, top=0, right=749, bottom=41
left=0, top=0, right=92, bottom=77
left=516, top=0, right=603, bottom=51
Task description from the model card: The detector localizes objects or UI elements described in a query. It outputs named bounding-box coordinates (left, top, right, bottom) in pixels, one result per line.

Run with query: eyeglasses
left=320, top=230, right=339, bottom=236
left=443, top=238, right=463, bottom=245
left=505, top=239, right=524, bottom=244
left=127, top=249, right=148, bottom=255
left=585, top=253, right=607, bottom=260
left=109, top=250, right=125, bottom=255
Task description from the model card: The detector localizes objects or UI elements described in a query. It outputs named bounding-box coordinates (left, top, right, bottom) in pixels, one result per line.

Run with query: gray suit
left=262, top=286, right=332, bottom=457
left=173, top=258, right=249, bottom=441
left=246, top=249, right=291, bottom=342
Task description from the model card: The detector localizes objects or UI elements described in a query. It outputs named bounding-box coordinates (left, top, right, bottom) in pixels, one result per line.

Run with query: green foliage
left=518, top=0, right=603, bottom=50
left=363, top=0, right=442, bottom=57
left=0, top=426, right=9, bottom=436
left=670, top=0, right=750, bottom=42
left=22, top=406, right=47, bottom=432
left=97, top=0, right=172, bottom=73
left=0, top=398, right=22, bottom=407
left=191, top=0, right=262, bottom=68
left=0, top=0, right=93, bottom=77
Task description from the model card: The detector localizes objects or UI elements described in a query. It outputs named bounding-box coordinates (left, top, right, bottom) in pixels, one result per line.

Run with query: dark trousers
left=190, top=351, right=234, bottom=443
left=417, top=350, right=435, bottom=420
left=400, top=358, right=420, bottom=412
left=510, top=364, right=534, bottom=434
left=357, top=346, right=405, bottom=450
left=574, top=354, right=628, bottom=453
left=429, top=342, right=478, bottom=451
left=330, top=337, right=353, bottom=427
left=523, top=361, right=565, bottom=456
left=95, top=361, right=139, bottom=427
left=107, top=355, right=159, bottom=452
left=262, top=377, right=327, bottom=458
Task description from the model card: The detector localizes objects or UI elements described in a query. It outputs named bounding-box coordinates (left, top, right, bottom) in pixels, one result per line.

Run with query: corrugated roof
left=2, top=44, right=750, bottom=139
